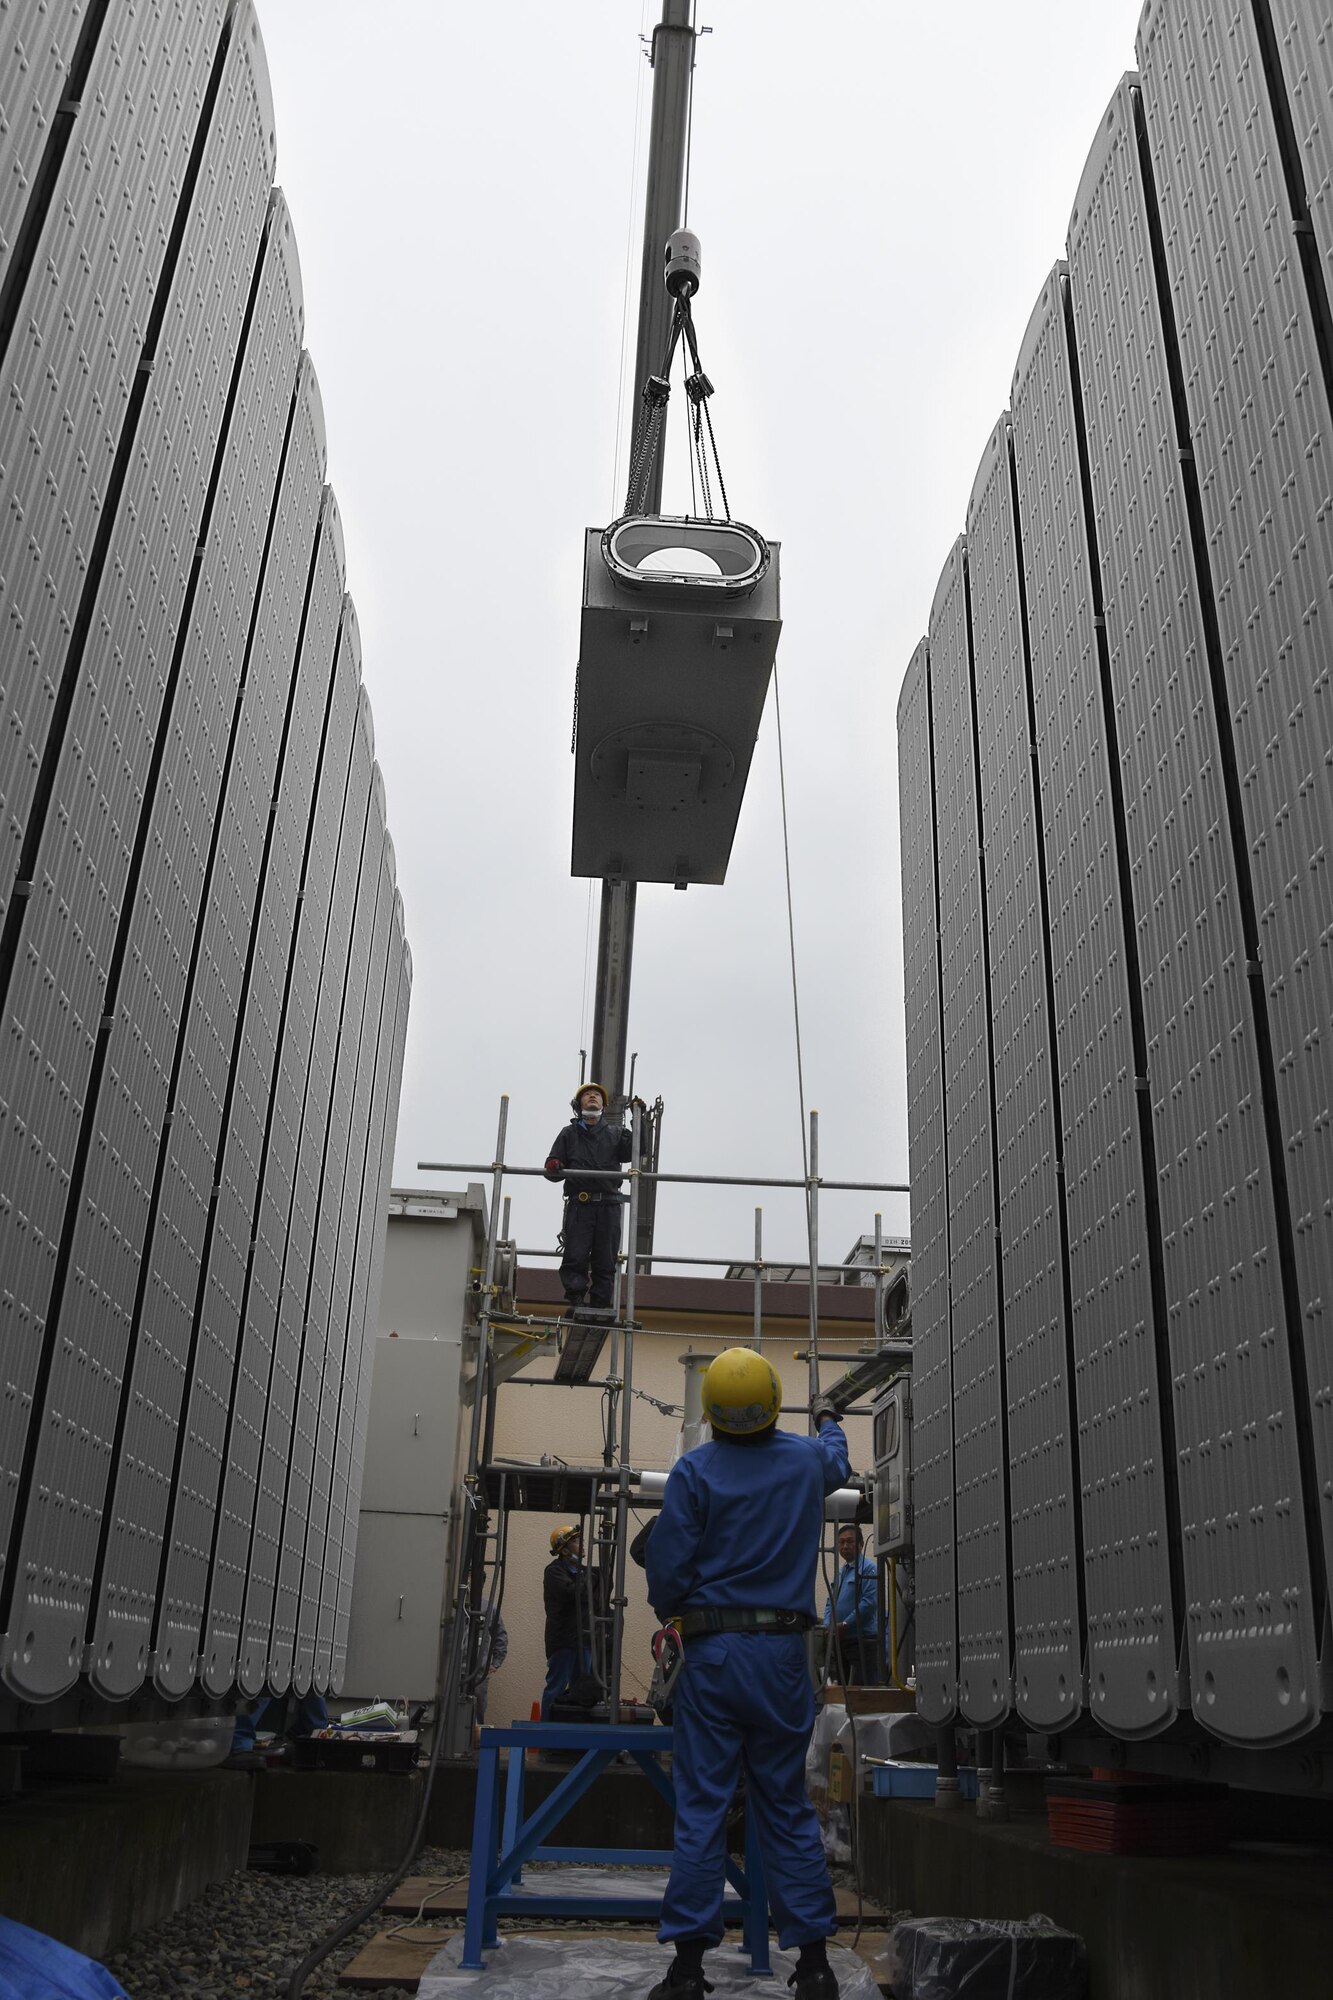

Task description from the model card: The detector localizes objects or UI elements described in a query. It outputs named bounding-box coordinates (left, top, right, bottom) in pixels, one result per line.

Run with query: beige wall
left=484, top=1331, right=874, bottom=1726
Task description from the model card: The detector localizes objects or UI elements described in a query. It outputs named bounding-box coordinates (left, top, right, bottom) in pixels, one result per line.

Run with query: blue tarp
left=0, top=1916, right=129, bottom=2000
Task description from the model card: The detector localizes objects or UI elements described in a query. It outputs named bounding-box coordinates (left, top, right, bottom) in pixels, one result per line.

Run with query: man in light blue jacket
left=644, top=1347, right=849, bottom=2000
left=822, top=1524, right=878, bottom=1684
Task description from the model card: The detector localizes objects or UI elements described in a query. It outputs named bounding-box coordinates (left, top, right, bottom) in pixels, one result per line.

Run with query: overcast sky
left=256, top=0, right=1143, bottom=1275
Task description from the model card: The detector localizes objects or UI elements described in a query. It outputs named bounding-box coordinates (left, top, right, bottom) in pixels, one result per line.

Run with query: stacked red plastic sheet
left=1045, top=1775, right=1230, bottom=1855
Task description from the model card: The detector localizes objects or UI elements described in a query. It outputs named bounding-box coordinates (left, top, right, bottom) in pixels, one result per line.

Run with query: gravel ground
left=102, top=1845, right=472, bottom=2000
left=101, top=1850, right=880, bottom=1999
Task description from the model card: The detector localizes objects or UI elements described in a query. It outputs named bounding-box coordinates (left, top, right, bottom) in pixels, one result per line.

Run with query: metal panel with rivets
left=315, top=846, right=408, bottom=1688
left=1067, top=73, right=1320, bottom=1746
left=930, top=538, right=1012, bottom=1730
left=0, top=1, right=85, bottom=301
left=155, top=485, right=345, bottom=1699
left=0, top=0, right=228, bottom=929
left=0, top=5, right=268, bottom=1702
left=1010, top=264, right=1181, bottom=1740
left=1271, top=1, right=1333, bottom=308
left=1137, top=0, right=1333, bottom=1649
left=236, top=672, right=375, bottom=1696
left=966, top=415, right=1083, bottom=1734
left=289, top=791, right=395, bottom=1690
left=198, top=593, right=361, bottom=1697
left=0, top=0, right=228, bottom=1623
left=330, top=909, right=411, bottom=1691
left=85, top=306, right=312, bottom=1705
left=896, top=637, right=956, bottom=1726
left=131, top=369, right=325, bottom=1702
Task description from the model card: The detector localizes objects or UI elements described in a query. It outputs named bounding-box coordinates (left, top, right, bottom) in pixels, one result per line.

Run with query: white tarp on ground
left=417, top=1935, right=881, bottom=2000
left=502, top=1866, right=739, bottom=1904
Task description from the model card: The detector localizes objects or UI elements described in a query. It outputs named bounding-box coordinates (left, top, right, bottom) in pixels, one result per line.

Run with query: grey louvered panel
left=237, top=676, right=374, bottom=1695
left=199, top=598, right=360, bottom=1696
left=308, top=818, right=399, bottom=1688
left=86, top=321, right=312, bottom=1703
left=0, top=0, right=227, bottom=1606
left=0, top=0, right=227, bottom=928
left=1068, top=75, right=1320, bottom=1746
left=931, top=539, right=1011, bottom=1728
left=330, top=908, right=411, bottom=1689
left=1010, top=264, right=1179, bottom=1739
left=0, top=12, right=271, bottom=1702
left=268, top=758, right=384, bottom=1684
left=1272, top=3, right=1333, bottom=308
left=157, top=487, right=344, bottom=1699
left=133, top=370, right=324, bottom=1701
left=0, top=2, right=83, bottom=299
left=966, top=416, right=1081, bottom=1733
left=895, top=638, right=956, bottom=1726
left=1138, top=0, right=1333, bottom=1620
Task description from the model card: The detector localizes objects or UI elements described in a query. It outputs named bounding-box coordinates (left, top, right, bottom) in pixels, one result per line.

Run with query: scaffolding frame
left=421, top=1094, right=909, bottom=1746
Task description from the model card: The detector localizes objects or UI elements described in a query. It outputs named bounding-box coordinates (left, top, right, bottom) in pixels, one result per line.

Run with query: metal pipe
left=517, top=1246, right=904, bottom=1274
left=420, top=1159, right=909, bottom=1194
left=887, top=1556, right=908, bottom=1693
left=753, top=1208, right=762, bottom=1348
left=633, top=0, right=695, bottom=513
left=609, top=1103, right=645, bottom=1717
left=806, top=1110, right=821, bottom=1424
left=872, top=1211, right=884, bottom=1353
left=465, top=1096, right=509, bottom=1480
left=934, top=1724, right=961, bottom=1811
left=590, top=876, right=636, bottom=1106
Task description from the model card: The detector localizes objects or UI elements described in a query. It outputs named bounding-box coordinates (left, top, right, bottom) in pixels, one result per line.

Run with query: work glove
left=811, top=1392, right=840, bottom=1429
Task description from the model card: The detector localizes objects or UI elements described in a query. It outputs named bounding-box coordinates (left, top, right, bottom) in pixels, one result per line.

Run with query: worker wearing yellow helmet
left=543, top=1082, right=635, bottom=1321
left=541, top=1522, right=591, bottom=1719
left=643, top=1348, right=849, bottom=2000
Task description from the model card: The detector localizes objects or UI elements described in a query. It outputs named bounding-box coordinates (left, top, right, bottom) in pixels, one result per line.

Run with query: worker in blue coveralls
left=644, top=1346, right=850, bottom=2000
left=822, top=1524, right=879, bottom=1684
left=541, top=1523, right=594, bottom=1718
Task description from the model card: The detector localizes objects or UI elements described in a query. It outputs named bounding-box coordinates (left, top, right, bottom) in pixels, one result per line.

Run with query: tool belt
left=676, top=1606, right=813, bottom=1638
left=565, top=1189, right=622, bottom=1204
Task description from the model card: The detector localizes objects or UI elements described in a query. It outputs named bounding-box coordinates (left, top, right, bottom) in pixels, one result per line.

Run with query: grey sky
left=256, top=0, right=1142, bottom=1273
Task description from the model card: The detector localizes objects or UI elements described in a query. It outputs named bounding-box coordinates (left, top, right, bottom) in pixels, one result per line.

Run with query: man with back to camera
left=643, top=1346, right=850, bottom=2000
left=544, top=1081, right=633, bottom=1318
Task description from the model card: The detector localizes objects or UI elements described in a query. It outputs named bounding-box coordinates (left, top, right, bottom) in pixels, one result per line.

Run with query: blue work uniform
left=644, top=1420, right=851, bottom=1952
left=823, top=1550, right=879, bottom=1680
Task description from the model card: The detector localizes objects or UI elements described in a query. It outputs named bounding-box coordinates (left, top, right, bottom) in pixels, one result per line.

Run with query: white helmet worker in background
left=643, top=1345, right=849, bottom=2000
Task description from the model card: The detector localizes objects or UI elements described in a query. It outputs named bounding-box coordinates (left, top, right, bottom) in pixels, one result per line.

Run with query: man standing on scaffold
left=644, top=1347, right=849, bottom=2000
left=544, top=1081, right=633, bottom=1318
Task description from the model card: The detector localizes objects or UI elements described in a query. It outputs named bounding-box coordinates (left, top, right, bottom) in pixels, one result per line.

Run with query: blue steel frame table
left=462, top=1722, right=771, bottom=1972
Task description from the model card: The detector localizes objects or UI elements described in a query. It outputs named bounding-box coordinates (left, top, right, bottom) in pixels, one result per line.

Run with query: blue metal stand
left=462, top=1722, right=771, bottom=1974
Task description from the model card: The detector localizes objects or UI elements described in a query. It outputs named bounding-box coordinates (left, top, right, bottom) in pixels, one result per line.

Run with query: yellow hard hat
left=571, top=1081, right=608, bottom=1112
left=550, top=1522, right=581, bottom=1553
left=702, top=1347, right=782, bottom=1435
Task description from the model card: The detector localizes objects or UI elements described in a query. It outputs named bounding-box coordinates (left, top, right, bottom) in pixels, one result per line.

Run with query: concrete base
left=859, top=1798, right=1333, bottom=2000
left=251, top=1766, right=426, bottom=1871
left=0, top=1769, right=251, bottom=1959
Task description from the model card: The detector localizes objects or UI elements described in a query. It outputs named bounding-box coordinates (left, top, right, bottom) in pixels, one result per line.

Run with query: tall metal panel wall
left=158, top=486, right=345, bottom=1698
left=1010, top=266, right=1181, bottom=1740
left=1138, top=0, right=1333, bottom=1624
left=966, top=418, right=1083, bottom=1733
left=299, top=809, right=395, bottom=1691
left=896, top=641, right=956, bottom=1725
left=1272, top=2, right=1333, bottom=304
left=236, top=669, right=375, bottom=1697
left=199, top=592, right=361, bottom=1696
left=0, top=0, right=230, bottom=1623
left=269, top=764, right=387, bottom=1687
left=331, top=907, right=412, bottom=1692
left=0, top=3, right=410, bottom=1715
left=1067, top=75, right=1319, bottom=1747
left=929, top=540, right=1012, bottom=1729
